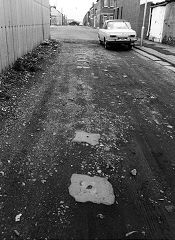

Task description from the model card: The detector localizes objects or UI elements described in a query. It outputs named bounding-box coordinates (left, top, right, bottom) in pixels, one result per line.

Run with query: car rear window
left=107, top=22, right=131, bottom=30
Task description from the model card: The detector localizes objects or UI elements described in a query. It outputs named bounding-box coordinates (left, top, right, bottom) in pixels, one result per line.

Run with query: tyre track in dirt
left=89, top=44, right=175, bottom=238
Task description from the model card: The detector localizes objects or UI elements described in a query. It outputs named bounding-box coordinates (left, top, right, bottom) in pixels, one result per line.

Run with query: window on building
left=103, top=22, right=107, bottom=29
left=103, top=15, right=108, bottom=23
left=120, top=6, right=123, bottom=19
left=110, top=0, right=114, bottom=7
left=114, top=0, right=117, bottom=8
left=116, top=7, right=119, bottom=19
left=104, top=0, right=108, bottom=7
left=109, top=15, right=114, bottom=20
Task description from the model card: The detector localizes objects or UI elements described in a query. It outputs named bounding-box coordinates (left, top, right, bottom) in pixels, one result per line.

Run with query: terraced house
left=83, top=0, right=140, bottom=32
left=115, top=0, right=140, bottom=31
left=95, top=0, right=115, bottom=28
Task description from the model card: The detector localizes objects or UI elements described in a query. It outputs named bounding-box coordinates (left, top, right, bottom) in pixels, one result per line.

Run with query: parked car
left=98, top=19, right=137, bottom=50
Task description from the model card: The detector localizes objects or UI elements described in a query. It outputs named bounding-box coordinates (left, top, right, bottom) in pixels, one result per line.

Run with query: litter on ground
left=15, top=213, right=22, bottom=222
left=69, top=174, right=115, bottom=205
left=14, top=230, right=20, bottom=236
left=97, top=214, right=105, bottom=219
left=131, top=169, right=137, bottom=176
left=165, top=205, right=175, bottom=213
left=72, top=131, right=100, bottom=146
left=125, top=231, right=138, bottom=237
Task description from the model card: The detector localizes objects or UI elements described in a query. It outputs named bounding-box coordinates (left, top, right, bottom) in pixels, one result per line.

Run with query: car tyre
left=98, top=35, right=102, bottom=45
left=104, top=39, right=110, bottom=50
left=128, top=44, right=132, bottom=50
left=99, top=39, right=103, bottom=45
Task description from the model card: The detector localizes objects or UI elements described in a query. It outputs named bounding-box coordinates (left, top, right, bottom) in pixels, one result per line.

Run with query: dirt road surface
left=1, top=26, right=175, bottom=240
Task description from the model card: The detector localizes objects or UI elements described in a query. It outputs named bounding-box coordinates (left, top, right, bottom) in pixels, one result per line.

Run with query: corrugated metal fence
left=0, top=0, right=50, bottom=73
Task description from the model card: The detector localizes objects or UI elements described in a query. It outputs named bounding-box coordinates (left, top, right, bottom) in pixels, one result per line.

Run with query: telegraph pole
left=140, top=0, right=148, bottom=46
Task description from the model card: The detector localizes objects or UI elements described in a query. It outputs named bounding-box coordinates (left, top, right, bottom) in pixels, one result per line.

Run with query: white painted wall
left=149, top=6, right=166, bottom=42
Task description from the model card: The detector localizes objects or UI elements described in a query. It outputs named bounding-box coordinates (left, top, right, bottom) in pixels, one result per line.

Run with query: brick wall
left=84, top=0, right=140, bottom=30
left=96, top=0, right=116, bottom=28
left=116, top=0, right=140, bottom=31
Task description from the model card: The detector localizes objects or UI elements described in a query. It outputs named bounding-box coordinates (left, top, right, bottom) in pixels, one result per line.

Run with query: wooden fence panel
left=0, top=0, right=50, bottom=73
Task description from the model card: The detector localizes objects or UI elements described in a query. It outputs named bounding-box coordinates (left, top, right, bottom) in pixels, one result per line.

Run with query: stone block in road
left=72, top=131, right=100, bottom=146
left=69, top=174, right=115, bottom=205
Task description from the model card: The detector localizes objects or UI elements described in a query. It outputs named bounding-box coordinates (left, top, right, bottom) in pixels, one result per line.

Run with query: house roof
left=151, top=1, right=168, bottom=7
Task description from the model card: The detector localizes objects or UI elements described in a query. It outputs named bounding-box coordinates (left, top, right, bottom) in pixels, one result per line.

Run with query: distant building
left=83, top=11, right=90, bottom=26
left=67, top=19, right=75, bottom=25
left=50, top=6, right=63, bottom=26
left=62, top=15, right=68, bottom=25
left=69, top=21, right=80, bottom=26
left=90, top=4, right=96, bottom=27
left=83, top=0, right=140, bottom=31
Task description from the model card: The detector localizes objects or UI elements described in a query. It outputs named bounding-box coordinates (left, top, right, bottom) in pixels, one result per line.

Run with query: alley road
left=1, top=25, right=175, bottom=240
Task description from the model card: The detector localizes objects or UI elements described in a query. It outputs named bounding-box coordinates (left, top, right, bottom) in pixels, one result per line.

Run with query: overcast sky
left=50, top=0, right=165, bottom=22
left=49, top=0, right=95, bottom=22
left=140, top=0, right=164, bottom=3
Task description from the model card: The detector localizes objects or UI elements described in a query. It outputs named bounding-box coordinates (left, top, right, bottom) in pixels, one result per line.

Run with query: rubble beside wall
left=0, top=0, right=50, bottom=73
